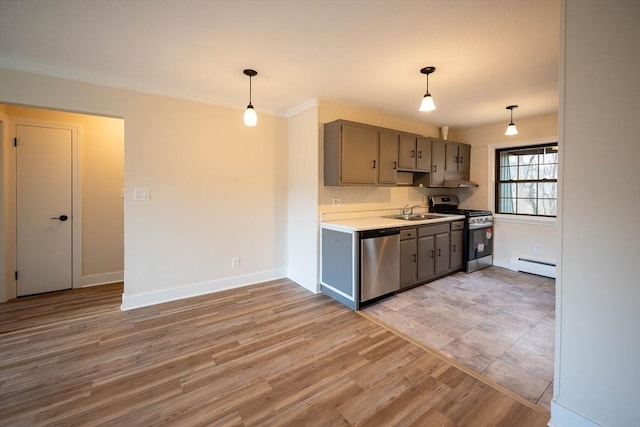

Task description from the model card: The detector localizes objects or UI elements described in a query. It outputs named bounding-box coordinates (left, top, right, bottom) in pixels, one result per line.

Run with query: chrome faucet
left=400, top=204, right=421, bottom=216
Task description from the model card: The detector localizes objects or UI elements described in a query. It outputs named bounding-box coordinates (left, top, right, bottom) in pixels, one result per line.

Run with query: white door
left=16, top=124, right=73, bottom=296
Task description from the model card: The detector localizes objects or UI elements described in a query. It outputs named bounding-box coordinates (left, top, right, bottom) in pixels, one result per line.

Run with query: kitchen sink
left=383, top=214, right=443, bottom=221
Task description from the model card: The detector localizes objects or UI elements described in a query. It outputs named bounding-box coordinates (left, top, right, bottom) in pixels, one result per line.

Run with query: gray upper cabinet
left=430, top=138, right=446, bottom=186
left=325, top=119, right=472, bottom=188
left=378, top=130, right=399, bottom=184
left=398, top=134, right=430, bottom=172
left=445, top=142, right=471, bottom=177
left=324, top=120, right=379, bottom=186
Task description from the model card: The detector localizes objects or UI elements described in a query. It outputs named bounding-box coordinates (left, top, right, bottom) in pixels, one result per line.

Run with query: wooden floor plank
left=0, top=279, right=550, bottom=426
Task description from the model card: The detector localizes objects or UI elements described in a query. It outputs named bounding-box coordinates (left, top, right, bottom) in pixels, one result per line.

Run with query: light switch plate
left=133, top=187, right=150, bottom=201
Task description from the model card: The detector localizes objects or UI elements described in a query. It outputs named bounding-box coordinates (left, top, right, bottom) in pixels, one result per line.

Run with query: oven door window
left=468, top=227, right=493, bottom=259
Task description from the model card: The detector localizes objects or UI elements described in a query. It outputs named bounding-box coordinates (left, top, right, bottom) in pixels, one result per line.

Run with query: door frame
left=10, top=118, right=82, bottom=296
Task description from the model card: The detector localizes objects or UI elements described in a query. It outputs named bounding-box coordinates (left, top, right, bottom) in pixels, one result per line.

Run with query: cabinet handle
left=412, top=254, right=417, bottom=263
left=459, top=156, right=463, bottom=164
left=411, top=150, right=415, bottom=158
left=454, top=155, right=458, bottom=163
left=417, top=150, right=422, bottom=159
left=393, top=161, right=397, bottom=170
left=433, top=165, right=437, bottom=172
left=372, top=160, right=376, bottom=169
left=437, top=248, right=442, bottom=256
left=452, top=244, right=456, bottom=252
left=430, top=250, right=434, bottom=258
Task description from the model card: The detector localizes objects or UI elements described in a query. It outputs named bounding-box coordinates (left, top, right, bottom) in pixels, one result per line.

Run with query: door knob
left=50, top=215, right=69, bottom=221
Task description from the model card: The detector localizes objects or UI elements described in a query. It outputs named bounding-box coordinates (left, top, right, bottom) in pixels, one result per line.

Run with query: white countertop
left=321, top=213, right=465, bottom=232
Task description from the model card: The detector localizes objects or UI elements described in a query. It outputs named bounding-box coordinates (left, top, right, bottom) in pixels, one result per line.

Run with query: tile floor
left=363, top=266, right=555, bottom=409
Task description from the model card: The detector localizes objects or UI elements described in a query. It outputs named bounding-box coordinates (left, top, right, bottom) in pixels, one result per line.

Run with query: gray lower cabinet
left=400, top=222, right=458, bottom=290
left=421, top=224, right=450, bottom=277
left=417, top=234, right=435, bottom=280
left=450, top=221, right=464, bottom=270
left=400, top=229, right=418, bottom=288
left=434, top=232, right=450, bottom=275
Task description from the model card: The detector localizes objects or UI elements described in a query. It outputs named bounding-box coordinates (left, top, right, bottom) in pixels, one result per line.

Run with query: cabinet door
left=417, top=235, right=435, bottom=281
left=430, top=139, right=446, bottom=186
left=445, top=142, right=460, bottom=172
left=378, top=131, right=398, bottom=184
left=416, top=137, right=431, bottom=172
left=341, top=124, right=378, bottom=184
left=435, top=232, right=450, bottom=275
left=398, top=134, right=416, bottom=170
left=400, top=238, right=417, bottom=287
left=457, top=144, right=470, bottom=176
left=450, top=229, right=463, bottom=270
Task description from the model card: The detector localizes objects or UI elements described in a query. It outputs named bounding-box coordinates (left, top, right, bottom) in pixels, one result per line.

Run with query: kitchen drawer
left=418, top=223, right=450, bottom=237
left=451, top=221, right=464, bottom=231
left=400, top=228, right=417, bottom=240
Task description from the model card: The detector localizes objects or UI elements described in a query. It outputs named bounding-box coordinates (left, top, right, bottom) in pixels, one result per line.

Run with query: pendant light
left=505, top=105, right=519, bottom=135
left=419, top=66, right=437, bottom=112
left=243, top=69, right=258, bottom=127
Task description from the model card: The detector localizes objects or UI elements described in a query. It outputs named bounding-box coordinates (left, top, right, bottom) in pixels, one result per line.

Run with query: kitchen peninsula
left=320, top=210, right=464, bottom=310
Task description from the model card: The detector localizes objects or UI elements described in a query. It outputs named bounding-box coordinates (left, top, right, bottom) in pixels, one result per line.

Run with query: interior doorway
left=1, top=104, right=124, bottom=301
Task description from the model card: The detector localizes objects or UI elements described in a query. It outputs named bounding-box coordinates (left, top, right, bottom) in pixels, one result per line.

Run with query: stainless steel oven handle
left=468, top=223, right=493, bottom=230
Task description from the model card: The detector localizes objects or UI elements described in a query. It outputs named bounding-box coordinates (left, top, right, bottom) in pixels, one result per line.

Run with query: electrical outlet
left=332, top=197, right=342, bottom=207
left=534, top=244, right=542, bottom=254
left=231, top=257, right=240, bottom=269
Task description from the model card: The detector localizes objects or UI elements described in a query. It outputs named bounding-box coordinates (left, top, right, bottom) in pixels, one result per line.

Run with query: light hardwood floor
left=0, top=279, right=549, bottom=426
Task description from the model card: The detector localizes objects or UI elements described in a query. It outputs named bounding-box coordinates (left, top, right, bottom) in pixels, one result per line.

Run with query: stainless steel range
left=428, top=195, right=493, bottom=273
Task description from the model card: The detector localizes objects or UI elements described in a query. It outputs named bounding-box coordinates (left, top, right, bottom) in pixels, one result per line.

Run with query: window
left=495, top=143, right=558, bottom=217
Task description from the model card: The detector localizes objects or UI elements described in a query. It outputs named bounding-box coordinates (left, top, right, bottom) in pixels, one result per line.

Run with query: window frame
left=494, top=142, right=558, bottom=218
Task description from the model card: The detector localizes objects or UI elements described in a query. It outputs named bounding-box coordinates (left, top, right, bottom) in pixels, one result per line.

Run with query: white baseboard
left=286, top=270, right=320, bottom=294
left=549, top=401, right=601, bottom=427
left=82, top=271, right=124, bottom=287
left=120, top=268, right=287, bottom=311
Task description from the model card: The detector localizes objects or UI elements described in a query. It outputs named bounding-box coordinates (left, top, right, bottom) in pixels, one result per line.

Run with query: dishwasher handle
left=360, top=228, right=400, bottom=239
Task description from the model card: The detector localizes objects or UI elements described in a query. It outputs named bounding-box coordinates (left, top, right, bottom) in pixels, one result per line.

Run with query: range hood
left=443, top=179, right=479, bottom=188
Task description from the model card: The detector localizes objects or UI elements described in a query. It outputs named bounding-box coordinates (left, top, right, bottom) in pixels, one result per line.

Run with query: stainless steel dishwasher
left=359, top=228, right=400, bottom=303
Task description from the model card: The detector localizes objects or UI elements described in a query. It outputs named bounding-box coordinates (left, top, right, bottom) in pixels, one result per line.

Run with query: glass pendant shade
left=419, top=93, right=436, bottom=112
left=242, top=69, right=258, bottom=127
left=504, top=105, right=519, bottom=135
left=244, top=104, right=257, bottom=127
left=418, top=66, right=436, bottom=112
left=505, top=122, right=518, bottom=135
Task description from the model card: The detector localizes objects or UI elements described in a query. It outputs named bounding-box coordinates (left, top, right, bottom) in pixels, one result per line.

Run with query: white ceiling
left=0, top=0, right=560, bottom=128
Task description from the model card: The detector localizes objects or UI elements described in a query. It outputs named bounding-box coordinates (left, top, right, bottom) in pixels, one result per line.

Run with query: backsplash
left=318, top=185, right=472, bottom=213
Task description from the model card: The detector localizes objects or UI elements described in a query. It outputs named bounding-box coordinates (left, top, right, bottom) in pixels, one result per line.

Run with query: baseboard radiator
left=516, top=257, right=556, bottom=279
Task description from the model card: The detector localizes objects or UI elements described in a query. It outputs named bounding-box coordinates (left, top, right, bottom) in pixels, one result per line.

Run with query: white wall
left=552, top=1, right=640, bottom=426
left=451, top=114, right=559, bottom=269
left=0, top=68, right=289, bottom=309
left=286, top=103, right=319, bottom=292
